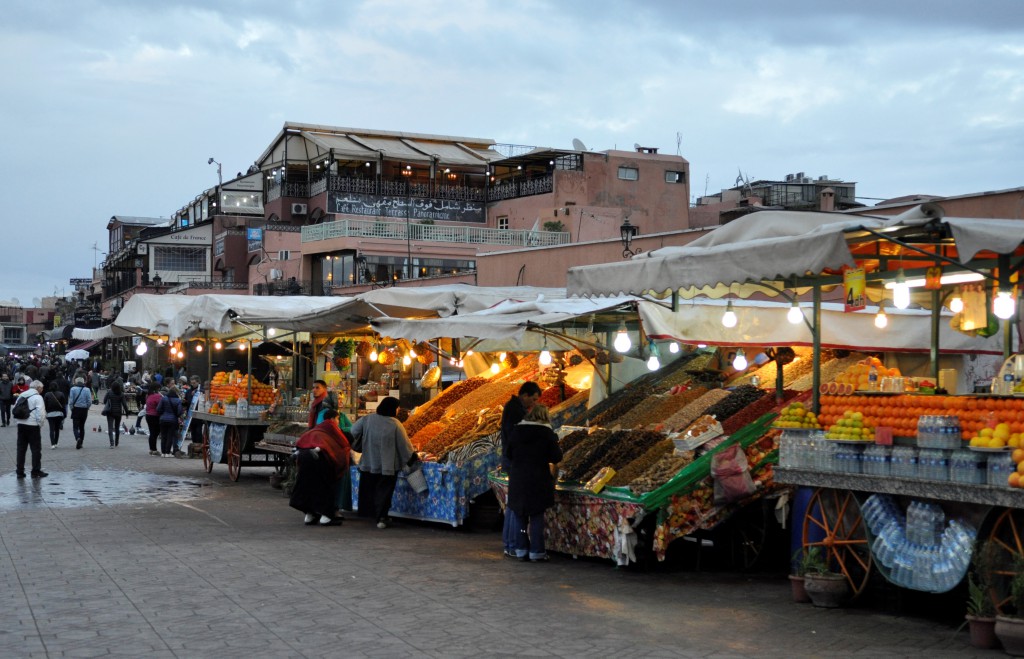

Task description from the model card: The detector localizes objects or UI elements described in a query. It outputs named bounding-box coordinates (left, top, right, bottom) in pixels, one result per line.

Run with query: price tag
left=874, top=426, right=893, bottom=445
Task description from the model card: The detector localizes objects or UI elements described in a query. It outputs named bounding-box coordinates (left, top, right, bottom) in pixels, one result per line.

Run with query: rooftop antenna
left=571, top=138, right=587, bottom=151
left=91, top=242, right=103, bottom=268
left=676, top=131, right=682, bottom=156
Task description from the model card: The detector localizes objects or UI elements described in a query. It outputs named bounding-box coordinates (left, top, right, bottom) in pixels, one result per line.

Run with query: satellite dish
left=634, top=143, right=641, bottom=150
left=571, top=138, right=587, bottom=151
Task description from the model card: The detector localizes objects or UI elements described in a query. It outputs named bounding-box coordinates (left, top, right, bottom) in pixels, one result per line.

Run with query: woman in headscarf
left=290, top=410, right=351, bottom=526
left=350, top=396, right=414, bottom=529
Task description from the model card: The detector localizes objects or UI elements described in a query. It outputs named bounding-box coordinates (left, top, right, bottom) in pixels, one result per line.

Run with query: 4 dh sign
left=844, top=267, right=866, bottom=312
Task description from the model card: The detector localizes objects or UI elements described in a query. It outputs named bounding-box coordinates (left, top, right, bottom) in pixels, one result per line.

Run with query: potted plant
left=995, top=553, right=1024, bottom=655
left=789, top=548, right=817, bottom=603
left=965, top=540, right=998, bottom=649
left=332, top=339, right=355, bottom=369
left=801, top=546, right=849, bottom=608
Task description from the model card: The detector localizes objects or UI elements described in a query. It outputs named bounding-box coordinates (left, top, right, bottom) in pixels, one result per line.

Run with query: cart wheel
left=273, top=453, right=288, bottom=475
left=226, top=428, right=242, bottom=482
left=802, top=488, right=872, bottom=598
left=988, top=507, right=1024, bottom=614
left=202, top=427, right=213, bottom=474
left=723, top=498, right=769, bottom=570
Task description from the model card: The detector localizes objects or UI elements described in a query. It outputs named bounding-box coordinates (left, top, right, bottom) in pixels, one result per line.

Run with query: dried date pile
left=558, top=428, right=590, bottom=454
left=577, top=429, right=666, bottom=482
left=701, top=385, right=765, bottom=423
left=606, top=438, right=674, bottom=486
left=558, top=428, right=616, bottom=481
left=720, top=389, right=797, bottom=434
left=660, top=389, right=731, bottom=433
left=629, top=450, right=696, bottom=495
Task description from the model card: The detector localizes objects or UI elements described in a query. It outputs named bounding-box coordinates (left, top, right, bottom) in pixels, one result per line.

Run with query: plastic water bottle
left=868, top=365, right=879, bottom=391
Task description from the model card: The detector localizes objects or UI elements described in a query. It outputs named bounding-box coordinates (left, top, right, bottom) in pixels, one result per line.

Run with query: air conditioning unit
left=291, top=203, right=308, bottom=215
left=270, top=268, right=283, bottom=281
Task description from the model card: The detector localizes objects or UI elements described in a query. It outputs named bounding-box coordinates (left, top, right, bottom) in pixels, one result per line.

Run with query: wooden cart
left=194, top=411, right=287, bottom=482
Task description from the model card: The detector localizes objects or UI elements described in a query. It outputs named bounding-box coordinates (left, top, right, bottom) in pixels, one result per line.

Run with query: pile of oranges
left=817, top=394, right=1024, bottom=441
left=832, top=357, right=901, bottom=391
left=1008, top=449, right=1024, bottom=488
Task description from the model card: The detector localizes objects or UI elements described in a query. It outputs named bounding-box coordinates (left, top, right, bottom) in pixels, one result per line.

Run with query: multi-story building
left=690, top=172, right=860, bottom=227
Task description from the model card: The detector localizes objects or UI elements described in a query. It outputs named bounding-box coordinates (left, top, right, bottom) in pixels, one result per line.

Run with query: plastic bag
left=711, top=445, right=755, bottom=505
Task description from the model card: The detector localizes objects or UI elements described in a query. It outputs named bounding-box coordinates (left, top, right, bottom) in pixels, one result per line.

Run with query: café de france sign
left=329, top=192, right=484, bottom=223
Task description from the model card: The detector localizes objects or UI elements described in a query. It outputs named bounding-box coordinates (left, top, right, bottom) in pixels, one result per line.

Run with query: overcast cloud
left=2, top=0, right=1022, bottom=306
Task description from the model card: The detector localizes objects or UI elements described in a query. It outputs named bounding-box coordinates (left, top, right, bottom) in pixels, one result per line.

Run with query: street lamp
left=620, top=218, right=639, bottom=258
left=208, top=157, right=223, bottom=210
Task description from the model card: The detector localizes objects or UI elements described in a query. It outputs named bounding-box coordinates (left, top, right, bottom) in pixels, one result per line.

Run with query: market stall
left=567, top=204, right=1024, bottom=614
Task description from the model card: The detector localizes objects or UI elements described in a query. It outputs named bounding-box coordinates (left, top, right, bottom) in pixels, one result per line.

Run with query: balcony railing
left=268, top=174, right=552, bottom=205
left=165, top=280, right=250, bottom=294
left=301, top=218, right=571, bottom=247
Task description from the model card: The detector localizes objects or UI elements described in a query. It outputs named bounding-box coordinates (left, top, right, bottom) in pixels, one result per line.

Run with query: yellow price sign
left=844, top=267, right=866, bottom=312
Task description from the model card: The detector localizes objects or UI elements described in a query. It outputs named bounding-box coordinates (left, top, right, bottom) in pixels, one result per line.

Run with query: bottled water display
left=987, top=452, right=1016, bottom=486
left=916, top=415, right=962, bottom=449
left=863, top=494, right=975, bottom=592
left=916, top=449, right=950, bottom=481
left=862, top=445, right=891, bottom=476
left=890, top=446, right=919, bottom=478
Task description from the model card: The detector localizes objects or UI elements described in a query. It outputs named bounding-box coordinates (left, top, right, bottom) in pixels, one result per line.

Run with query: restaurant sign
left=329, top=192, right=484, bottom=224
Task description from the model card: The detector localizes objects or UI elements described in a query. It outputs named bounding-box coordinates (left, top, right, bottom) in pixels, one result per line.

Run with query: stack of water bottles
left=890, top=446, right=919, bottom=478
left=987, top=451, right=1016, bottom=486
left=916, top=415, right=962, bottom=449
left=779, top=430, right=832, bottom=470
left=862, top=445, right=891, bottom=476
left=950, top=450, right=988, bottom=484
left=916, top=448, right=951, bottom=481
left=864, top=495, right=976, bottom=592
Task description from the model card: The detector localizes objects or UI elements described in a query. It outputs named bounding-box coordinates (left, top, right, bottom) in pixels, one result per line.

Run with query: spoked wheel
left=802, top=488, right=872, bottom=598
left=202, top=427, right=213, bottom=474
left=988, top=507, right=1024, bottom=614
left=723, top=498, right=769, bottom=571
left=226, top=428, right=242, bottom=482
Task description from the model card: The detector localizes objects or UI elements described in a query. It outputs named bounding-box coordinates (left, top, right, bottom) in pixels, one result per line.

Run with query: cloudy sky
left=2, top=0, right=1022, bottom=307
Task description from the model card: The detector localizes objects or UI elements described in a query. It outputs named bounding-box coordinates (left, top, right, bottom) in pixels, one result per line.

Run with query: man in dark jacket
left=499, top=381, right=542, bottom=558
left=0, top=373, right=14, bottom=426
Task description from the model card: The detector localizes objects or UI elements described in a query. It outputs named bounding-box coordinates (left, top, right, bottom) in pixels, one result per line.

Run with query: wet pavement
left=0, top=406, right=998, bottom=657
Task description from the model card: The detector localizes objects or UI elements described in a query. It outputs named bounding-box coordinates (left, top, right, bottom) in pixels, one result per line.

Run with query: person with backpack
left=68, top=377, right=93, bottom=449
left=156, top=386, right=184, bottom=457
left=14, top=380, right=46, bottom=478
left=43, top=381, right=67, bottom=449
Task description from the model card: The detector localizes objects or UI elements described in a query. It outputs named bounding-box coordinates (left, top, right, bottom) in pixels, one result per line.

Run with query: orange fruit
left=1011, top=472, right=1022, bottom=488
left=1014, top=449, right=1024, bottom=464
left=1017, top=461, right=1024, bottom=475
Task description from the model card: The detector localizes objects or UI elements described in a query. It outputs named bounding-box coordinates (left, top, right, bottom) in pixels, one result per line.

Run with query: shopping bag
left=711, top=444, right=755, bottom=505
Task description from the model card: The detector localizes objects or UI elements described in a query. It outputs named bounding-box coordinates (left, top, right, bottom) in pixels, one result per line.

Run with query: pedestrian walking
left=43, top=381, right=67, bottom=449
left=144, top=383, right=162, bottom=455
left=102, top=381, right=130, bottom=448
left=15, top=380, right=47, bottom=479
left=68, top=377, right=93, bottom=449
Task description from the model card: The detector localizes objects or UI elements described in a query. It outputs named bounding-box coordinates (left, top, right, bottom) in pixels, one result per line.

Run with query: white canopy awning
left=72, top=294, right=195, bottom=340
left=166, top=294, right=355, bottom=339
left=372, top=294, right=637, bottom=350
left=359, top=284, right=572, bottom=318
left=566, top=205, right=1024, bottom=298
left=639, top=299, right=1003, bottom=355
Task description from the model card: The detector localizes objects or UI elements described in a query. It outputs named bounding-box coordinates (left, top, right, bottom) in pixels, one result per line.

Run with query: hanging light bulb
left=402, top=354, right=412, bottom=366
left=157, top=338, right=165, bottom=346
left=949, top=292, right=964, bottom=314
left=498, top=352, right=507, bottom=362
left=195, top=343, right=204, bottom=352
left=892, top=269, right=910, bottom=309
left=466, top=350, right=474, bottom=357
left=646, top=343, right=660, bottom=371
left=539, top=336, right=552, bottom=366
left=874, top=305, right=888, bottom=329
left=721, top=301, right=738, bottom=328
left=135, top=341, right=148, bottom=356
left=490, top=360, right=500, bottom=374
left=239, top=341, right=247, bottom=351
left=214, top=340, right=223, bottom=350
left=613, top=322, right=631, bottom=353
left=369, top=345, right=378, bottom=362
left=732, top=348, right=748, bottom=371
left=267, top=327, right=276, bottom=337
left=994, top=290, right=1016, bottom=320
left=668, top=341, right=679, bottom=354
left=787, top=301, right=803, bottom=324
left=409, top=346, right=417, bottom=358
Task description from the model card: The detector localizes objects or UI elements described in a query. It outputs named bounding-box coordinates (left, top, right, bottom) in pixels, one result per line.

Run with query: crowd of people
left=2, top=354, right=203, bottom=477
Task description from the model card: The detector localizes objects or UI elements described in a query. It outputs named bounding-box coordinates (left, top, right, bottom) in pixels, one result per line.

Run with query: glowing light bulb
left=668, top=342, right=679, bottom=354
left=157, top=339, right=165, bottom=346
left=787, top=303, right=803, bottom=324
left=490, top=361, right=500, bottom=374
left=135, top=341, right=147, bottom=356
left=539, top=350, right=552, bottom=366
left=722, top=301, right=737, bottom=328
left=214, top=341, right=223, bottom=350
left=646, top=354, right=660, bottom=371
left=949, top=295, right=963, bottom=313
left=402, top=354, right=412, bottom=366
left=369, top=347, right=378, bottom=361
left=994, top=291, right=1016, bottom=320
left=196, top=344, right=203, bottom=352
left=874, top=309, right=888, bottom=329
left=466, top=350, right=474, bottom=357
left=409, top=347, right=417, bottom=358
left=498, top=352, right=507, bottom=361
left=613, top=326, right=631, bottom=353
left=267, top=327, right=276, bottom=337
left=732, top=349, right=747, bottom=370
left=892, top=270, right=910, bottom=309
left=239, top=342, right=247, bottom=351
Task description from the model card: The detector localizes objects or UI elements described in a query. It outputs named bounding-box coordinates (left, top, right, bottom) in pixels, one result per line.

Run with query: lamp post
left=208, top=157, right=223, bottom=211
left=620, top=218, right=640, bottom=259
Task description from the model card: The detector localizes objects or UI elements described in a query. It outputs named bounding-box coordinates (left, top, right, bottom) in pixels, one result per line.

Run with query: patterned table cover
left=351, top=450, right=500, bottom=527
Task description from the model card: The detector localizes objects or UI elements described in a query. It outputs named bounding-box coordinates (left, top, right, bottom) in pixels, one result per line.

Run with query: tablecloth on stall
left=351, top=450, right=500, bottom=527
